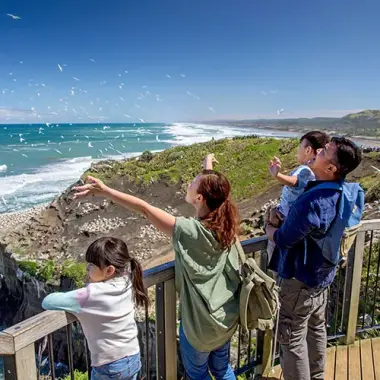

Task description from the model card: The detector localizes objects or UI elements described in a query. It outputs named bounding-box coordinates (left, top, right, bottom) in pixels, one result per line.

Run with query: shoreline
left=1, top=131, right=379, bottom=227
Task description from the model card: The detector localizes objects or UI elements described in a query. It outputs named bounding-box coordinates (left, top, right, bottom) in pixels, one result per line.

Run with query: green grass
left=86, top=136, right=299, bottom=201
left=61, top=261, right=87, bottom=287
left=39, top=260, right=55, bottom=282
left=59, top=370, right=88, bottom=380
left=17, top=260, right=38, bottom=277
left=359, top=174, right=380, bottom=202
left=16, top=259, right=86, bottom=286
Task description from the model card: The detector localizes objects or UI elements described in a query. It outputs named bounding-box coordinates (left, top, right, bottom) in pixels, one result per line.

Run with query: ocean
left=0, top=122, right=299, bottom=214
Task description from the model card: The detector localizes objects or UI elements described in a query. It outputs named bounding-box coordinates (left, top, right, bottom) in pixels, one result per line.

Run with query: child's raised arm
left=269, top=156, right=298, bottom=187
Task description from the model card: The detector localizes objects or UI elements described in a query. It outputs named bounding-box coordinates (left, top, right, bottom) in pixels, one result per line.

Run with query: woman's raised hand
left=73, top=176, right=106, bottom=199
left=203, top=153, right=219, bottom=170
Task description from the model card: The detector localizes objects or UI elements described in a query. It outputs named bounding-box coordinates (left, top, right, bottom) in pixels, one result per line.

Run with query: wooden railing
left=0, top=219, right=379, bottom=380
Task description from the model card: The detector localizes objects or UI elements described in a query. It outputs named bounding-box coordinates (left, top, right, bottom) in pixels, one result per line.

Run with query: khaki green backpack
left=236, top=241, right=280, bottom=331
left=236, top=241, right=280, bottom=375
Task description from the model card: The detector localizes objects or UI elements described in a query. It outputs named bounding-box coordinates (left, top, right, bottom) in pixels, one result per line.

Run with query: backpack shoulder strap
left=236, top=239, right=247, bottom=264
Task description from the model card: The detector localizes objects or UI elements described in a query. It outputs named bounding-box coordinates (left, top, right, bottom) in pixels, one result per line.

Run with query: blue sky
left=1, top=0, right=380, bottom=123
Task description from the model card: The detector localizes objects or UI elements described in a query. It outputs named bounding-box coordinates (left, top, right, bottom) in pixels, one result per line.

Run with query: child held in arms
left=265, top=131, right=330, bottom=273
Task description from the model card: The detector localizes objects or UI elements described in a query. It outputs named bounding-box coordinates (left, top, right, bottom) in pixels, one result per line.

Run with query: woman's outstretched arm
left=74, top=176, right=176, bottom=236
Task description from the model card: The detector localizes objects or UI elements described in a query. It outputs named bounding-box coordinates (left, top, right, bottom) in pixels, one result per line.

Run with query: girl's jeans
left=179, top=322, right=235, bottom=380
left=91, top=352, right=141, bottom=380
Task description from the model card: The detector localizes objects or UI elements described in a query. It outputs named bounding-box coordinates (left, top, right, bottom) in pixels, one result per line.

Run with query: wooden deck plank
left=335, top=345, right=348, bottom=380
left=325, top=346, right=337, bottom=380
left=348, top=341, right=361, bottom=380
left=360, top=339, right=375, bottom=380
left=371, top=337, right=380, bottom=380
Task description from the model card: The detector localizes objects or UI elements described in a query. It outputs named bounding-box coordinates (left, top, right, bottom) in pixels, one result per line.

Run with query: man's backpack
left=305, top=181, right=365, bottom=265
left=236, top=241, right=279, bottom=331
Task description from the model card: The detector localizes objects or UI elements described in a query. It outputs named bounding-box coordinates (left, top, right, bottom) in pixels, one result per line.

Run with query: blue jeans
left=91, top=353, right=141, bottom=380
left=179, top=322, right=236, bottom=380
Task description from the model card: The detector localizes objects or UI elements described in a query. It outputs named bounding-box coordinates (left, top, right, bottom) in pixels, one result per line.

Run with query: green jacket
left=173, top=217, right=240, bottom=351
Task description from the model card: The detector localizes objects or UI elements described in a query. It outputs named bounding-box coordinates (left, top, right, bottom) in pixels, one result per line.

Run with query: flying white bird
left=276, top=108, right=284, bottom=116
left=7, top=14, right=21, bottom=20
left=156, top=135, right=160, bottom=142
left=20, top=137, right=25, bottom=142
left=73, top=77, right=80, bottom=81
left=54, top=149, right=62, bottom=155
left=90, top=58, right=95, bottom=63
left=21, top=153, right=28, bottom=158
left=371, top=165, right=380, bottom=173
left=139, top=118, right=146, bottom=123
left=88, top=142, right=93, bottom=148
left=58, top=64, right=63, bottom=72
left=85, top=135, right=90, bottom=139
left=124, top=114, right=131, bottom=118
left=68, top=148, right=72, bottom=152
left=166, top=74, right=171, bottom=79
left=61, top=135, right=64, bottom=139
left=180, top=74, right=186, bottom=78
left=2, top=196, right=7, bottom=206
left=103, top=126, right=110, bottom=130
left=208, top=107, right=215, bottom=113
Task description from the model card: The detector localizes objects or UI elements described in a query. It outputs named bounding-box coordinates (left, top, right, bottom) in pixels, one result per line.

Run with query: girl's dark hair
left=300, top=131, right=330, bottom=152
left=197, top=170, right=240, bottom=250
left=86, top=237, right=148, bottom=308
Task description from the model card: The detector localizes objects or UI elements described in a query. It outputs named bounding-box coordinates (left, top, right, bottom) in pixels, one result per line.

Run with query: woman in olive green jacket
left=74, top=154, right=241, bottom=380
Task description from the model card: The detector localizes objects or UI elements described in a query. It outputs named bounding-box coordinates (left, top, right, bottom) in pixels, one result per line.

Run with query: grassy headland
left=86, top=136, right=299, bottom=201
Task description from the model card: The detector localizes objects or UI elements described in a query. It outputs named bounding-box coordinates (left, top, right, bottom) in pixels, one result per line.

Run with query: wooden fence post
left=164, top=278, right=177, bottom=380
left=155, top=282, right=166, bottom=380
left=344, top=231, right=366, bottom=345
left=3, top=344, right=37, bottom=380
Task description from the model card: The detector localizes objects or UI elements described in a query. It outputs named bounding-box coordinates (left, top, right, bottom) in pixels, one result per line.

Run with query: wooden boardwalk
left=264, top=338, right=380, bottom=380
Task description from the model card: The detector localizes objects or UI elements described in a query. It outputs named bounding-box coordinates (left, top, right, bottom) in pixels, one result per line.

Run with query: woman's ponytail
left=130, top=258, right=149, bottom=308
left=197, top=170, right=240, bottom=250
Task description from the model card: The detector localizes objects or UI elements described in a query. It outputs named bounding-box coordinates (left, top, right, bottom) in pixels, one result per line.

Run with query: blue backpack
left=306, top=181, right=365, bottom=265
